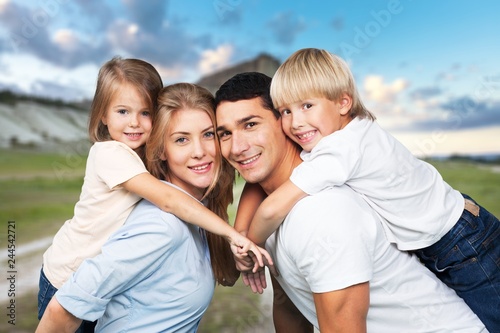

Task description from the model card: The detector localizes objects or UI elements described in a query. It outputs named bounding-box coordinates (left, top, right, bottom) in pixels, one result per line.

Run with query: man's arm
left=36, top=297, right=82, bottom=333
left=271, top=276, right=314, bottom=333
left=313, top=282, right=369, bottom=333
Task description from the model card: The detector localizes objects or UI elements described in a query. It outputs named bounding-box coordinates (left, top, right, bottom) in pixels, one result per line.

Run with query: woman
left=36, top=83, right=241, bottom=332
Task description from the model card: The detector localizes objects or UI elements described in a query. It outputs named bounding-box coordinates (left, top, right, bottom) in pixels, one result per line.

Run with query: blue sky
left=0, top=0, right=499, bottom=156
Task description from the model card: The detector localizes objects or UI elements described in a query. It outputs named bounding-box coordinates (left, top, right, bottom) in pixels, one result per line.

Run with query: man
left=214, top=72, right=487, bottom=332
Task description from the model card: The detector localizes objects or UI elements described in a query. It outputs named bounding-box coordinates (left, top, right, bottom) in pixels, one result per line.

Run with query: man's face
left=216, top=97, right=288, bottom=185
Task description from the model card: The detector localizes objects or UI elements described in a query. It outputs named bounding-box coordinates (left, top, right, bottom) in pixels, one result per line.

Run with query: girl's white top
left=43, top=141, right=147, bottom=288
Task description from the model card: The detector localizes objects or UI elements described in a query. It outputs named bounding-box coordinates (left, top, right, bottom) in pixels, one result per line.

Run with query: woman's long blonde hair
left=146, top=83, right=239, bottom=286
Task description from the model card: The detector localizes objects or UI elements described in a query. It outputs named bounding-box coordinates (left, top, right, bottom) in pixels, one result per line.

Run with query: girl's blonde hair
left=146, top=83, right=239, bottom=286
left=271, top=48, right=375, bottom=120
left=88, top=56, right=163, bottom=145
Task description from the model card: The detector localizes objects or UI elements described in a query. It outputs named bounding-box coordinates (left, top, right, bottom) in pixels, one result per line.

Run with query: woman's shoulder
left=130, top=197, right=193, bottom=232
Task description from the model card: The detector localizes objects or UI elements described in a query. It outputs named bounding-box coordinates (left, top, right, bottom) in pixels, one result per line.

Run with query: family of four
left=36, top=48, right=499, bottom=332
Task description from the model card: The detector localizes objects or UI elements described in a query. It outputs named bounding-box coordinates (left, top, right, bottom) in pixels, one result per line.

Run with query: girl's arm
left=247, top=179, right=307, bottom=245
left=122, top=172, right=272, bottom=271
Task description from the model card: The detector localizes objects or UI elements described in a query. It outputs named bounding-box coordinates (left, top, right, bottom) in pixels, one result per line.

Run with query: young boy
left=243, top=48, right=500, bottom=331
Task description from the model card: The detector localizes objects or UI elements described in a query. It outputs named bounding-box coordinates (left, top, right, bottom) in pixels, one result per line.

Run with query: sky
left=0, top=0, right=499, bottom=156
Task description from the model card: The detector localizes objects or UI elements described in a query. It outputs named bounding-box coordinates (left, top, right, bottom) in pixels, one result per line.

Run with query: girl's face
left=101, top=83, right=152, bottom=151
left=162, top=108, right=217, bottom=200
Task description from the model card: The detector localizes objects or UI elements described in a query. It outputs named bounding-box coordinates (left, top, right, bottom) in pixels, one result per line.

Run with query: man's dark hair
left=215, top=72, right=280, bottom=119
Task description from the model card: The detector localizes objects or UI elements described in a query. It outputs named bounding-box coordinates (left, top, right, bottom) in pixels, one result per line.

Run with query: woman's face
left=162, top=108, right=217, bottom=200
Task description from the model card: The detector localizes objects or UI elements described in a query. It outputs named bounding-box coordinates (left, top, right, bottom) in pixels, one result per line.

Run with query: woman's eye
left=204, top=131, right=215, bottom=139
left=175, top=137, right=187, bottom=144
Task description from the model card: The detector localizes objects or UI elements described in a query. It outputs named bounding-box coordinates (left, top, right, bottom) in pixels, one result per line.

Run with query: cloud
left=30, top=79, right=86, bottom=101
left=122, top=0, right=168, bottom=33
left=214, top=3, right=243, bottom=26
left=198, top=44, right=233, bottom=75
left=409, top=86, right=443, bottom=100
left=363, top=75, right=410, bottom=103
left=331, top=17, right=344, bottom=31
left=0, top=1, right=111, bottom=67
left=105, top=17, right=204, bottom=70
left=0, top=0, right=211, bottom=76
left=267, top=11, right=306, bottom=45
left=73, top=0, right=114, bottom=30
left=396, top=96, right=500, bottom=132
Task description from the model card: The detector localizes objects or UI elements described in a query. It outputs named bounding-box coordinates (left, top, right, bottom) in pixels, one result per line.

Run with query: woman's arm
left=247, top=179, right=307, bottom=245
left=36, top=297, right=82, bottom=333
left=123, top=173, right=272, bottom=270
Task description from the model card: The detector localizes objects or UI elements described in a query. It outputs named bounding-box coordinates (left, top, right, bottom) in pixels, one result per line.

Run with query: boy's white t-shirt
left=289, top=117, right=464, bottom=250
left=43, top=141, right=148, bottom=288
left=267, top=186, right=486, bottom=332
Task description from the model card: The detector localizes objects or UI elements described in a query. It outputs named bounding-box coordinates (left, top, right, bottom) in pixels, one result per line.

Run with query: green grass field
left=0, top=148, right=499, bottom=332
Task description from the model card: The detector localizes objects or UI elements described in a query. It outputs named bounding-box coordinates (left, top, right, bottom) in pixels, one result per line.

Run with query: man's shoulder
left=282, top=185, right=379, bottom=237
left=291, top=185, right=366, bottom=214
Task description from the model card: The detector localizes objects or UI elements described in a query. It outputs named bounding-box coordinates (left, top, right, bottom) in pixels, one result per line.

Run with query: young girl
left=242, top=48, right=500, bottom=331
left=38, top=57, right=272, bottom=325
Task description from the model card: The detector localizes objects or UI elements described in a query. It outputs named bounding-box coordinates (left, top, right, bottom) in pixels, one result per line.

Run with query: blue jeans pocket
left=414, top=194, right=500, bottom=332
left=37, top=267, right=58, bottom=320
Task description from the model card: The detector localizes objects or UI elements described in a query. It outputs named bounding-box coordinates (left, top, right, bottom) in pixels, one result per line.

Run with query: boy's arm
left=247, top=180, right=307, bottom=245
left=234, top=182, right=267, bottom=234
left=36, top=297, right=82, bottom=333
left=123, top=173, right=272, bottom=270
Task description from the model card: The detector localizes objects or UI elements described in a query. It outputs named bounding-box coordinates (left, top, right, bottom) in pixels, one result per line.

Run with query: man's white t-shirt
left=267, top=185, right=486, bottom=332
left=290, top=117, right=464, bottom=250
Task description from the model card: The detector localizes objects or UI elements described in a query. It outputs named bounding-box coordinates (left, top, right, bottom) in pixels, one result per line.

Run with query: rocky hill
left=0, top=99, right=90, bottom=151
left=1, top=53, right=282, bottom=152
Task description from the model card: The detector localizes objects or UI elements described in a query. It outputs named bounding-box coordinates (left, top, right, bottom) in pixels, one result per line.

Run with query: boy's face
left=278, top=94, right=352, bottom=152
left=216, top=97, right=288, bottom=185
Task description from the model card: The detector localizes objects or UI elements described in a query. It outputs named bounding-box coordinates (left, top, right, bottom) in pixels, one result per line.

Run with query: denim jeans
left=38, top=268, right=97, bottom=333
left=414, top=194, right=500, bottom=332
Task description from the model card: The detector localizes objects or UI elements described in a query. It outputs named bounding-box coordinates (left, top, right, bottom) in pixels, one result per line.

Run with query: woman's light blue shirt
left=56, top=190, right=215, bottom=332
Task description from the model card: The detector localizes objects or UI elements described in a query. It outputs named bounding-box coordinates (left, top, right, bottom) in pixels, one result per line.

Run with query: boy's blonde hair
left=271, top=48, right=375, bottom=120
left=146, top=83, right=239, bottom=286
